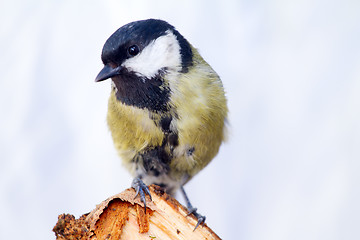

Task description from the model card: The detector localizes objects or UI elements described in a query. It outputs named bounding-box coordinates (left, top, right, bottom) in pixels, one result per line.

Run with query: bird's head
left=95, top=19, right=193, bottom=83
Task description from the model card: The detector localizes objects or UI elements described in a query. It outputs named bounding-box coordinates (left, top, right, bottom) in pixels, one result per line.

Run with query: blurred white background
left=1, top=0, right=360, bottom=239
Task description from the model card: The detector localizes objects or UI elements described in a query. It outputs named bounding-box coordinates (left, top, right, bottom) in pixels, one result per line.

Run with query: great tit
left=95, top=19, right=227, bottom=229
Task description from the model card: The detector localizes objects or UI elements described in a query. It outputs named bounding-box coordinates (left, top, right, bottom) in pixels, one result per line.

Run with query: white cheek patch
left=122, top=30, right=182, bottom=79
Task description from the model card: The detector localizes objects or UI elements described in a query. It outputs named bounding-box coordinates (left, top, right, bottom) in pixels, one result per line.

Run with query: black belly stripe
left=141, top=147, right=170, bottom=176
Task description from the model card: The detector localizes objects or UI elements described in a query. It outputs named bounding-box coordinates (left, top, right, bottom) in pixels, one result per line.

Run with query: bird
left=95, top=19, right=227, bottom=229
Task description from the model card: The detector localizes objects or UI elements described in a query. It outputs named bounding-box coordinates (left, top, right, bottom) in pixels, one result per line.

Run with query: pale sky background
left=1, top=0, right=360, bottom=239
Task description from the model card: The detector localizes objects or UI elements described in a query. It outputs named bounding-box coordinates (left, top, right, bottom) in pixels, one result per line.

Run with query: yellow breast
left=107, top=92, right=164, bottom=173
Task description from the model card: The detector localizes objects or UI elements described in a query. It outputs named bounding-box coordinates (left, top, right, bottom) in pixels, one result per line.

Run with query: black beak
left=95, top=65, right=122, bottom=82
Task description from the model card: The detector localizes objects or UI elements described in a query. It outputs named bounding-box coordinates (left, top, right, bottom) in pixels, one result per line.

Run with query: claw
left=187, top=207, right=206, bottom=230
left=134, top=185, right=140, bottom=198
left=193, top=214, right=206, bottom=231
left=131, top=177, right=152, bottom=213
left=144, top=184, right=152, bottom=201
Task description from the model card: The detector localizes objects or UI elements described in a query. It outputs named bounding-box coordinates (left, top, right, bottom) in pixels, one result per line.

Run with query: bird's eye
left=128, top=45, right=140, bottom=56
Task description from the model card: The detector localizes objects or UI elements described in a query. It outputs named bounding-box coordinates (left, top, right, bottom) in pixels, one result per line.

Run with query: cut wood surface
left=53, top=185, right=221, bottom=239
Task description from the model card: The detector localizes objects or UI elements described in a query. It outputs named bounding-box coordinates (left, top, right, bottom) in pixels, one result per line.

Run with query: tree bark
left=53, top=185, right=221, bottom=240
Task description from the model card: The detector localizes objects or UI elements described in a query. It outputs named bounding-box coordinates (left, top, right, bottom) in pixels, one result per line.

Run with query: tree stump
left=53, top=185, right=221, bottom=239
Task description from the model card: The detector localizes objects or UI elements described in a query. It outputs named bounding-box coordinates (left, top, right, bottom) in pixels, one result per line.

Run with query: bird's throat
left=112, top=73, right=170, bottom=112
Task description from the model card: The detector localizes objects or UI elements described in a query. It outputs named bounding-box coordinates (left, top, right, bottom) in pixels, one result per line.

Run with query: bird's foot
left=180, top=186, right=206, bottom=230
left=131, top=177, right=152, bottom=213
left=187, top=207, right=206, bottom=230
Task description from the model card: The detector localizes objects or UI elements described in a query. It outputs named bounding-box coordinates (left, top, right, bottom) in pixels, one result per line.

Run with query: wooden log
left=53, top=185, right=221, bottom=239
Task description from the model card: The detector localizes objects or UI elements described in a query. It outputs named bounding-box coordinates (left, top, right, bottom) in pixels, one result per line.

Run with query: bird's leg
left=180, top=186, right=206, bottom=230
left=131, top=177, right=152, bottom=213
